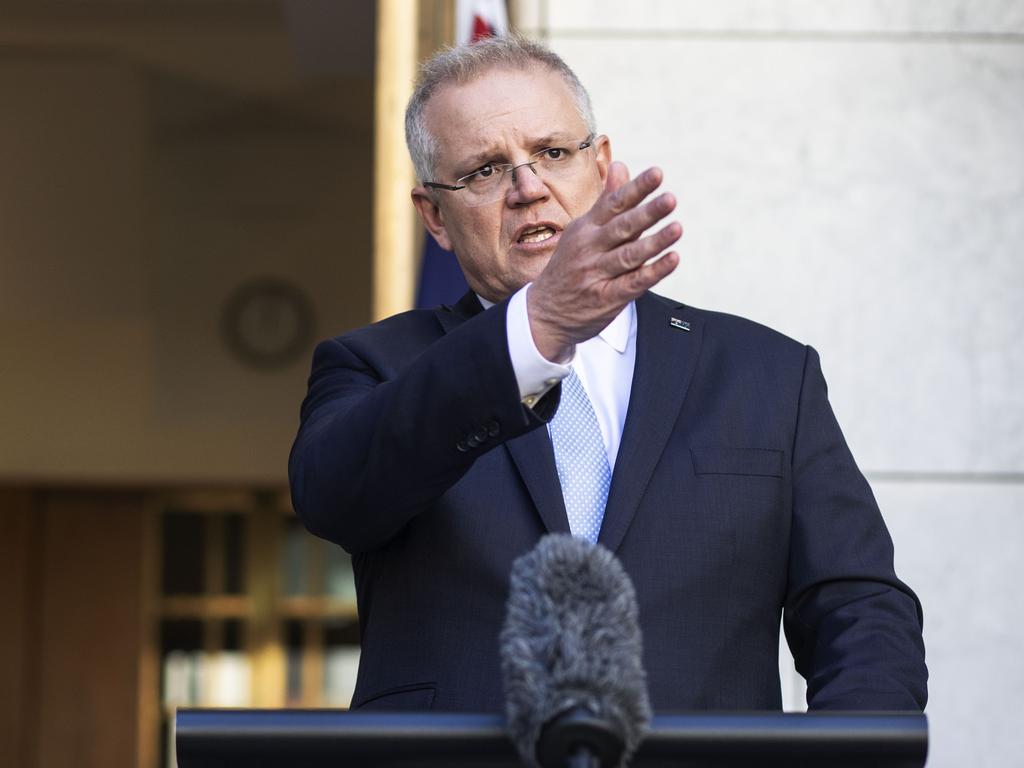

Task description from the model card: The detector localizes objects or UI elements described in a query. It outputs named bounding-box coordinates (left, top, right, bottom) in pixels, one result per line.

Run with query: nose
left=505, top=160, right=548, bottom=206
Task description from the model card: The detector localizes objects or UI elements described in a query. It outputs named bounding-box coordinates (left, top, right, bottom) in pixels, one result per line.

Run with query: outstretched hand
left=527, top=161, right=682, bottom=362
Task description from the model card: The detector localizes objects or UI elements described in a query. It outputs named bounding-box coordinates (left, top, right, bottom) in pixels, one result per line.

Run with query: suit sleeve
left=288, top=301, right=557, bottom=555
left=783, top=346, right=928, bottom=711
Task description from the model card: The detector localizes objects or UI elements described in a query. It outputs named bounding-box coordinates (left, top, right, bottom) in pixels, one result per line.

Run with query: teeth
left=519, top=226, right=555, bottom=244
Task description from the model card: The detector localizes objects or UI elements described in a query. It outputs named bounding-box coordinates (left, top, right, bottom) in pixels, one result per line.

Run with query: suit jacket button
left=472, top=428, right=488, bottom=443
left=486, top=420, right=500, bottom=437
left=467, top=434, right=482, bottom=448
left=456, top=439, right=469, bottom=452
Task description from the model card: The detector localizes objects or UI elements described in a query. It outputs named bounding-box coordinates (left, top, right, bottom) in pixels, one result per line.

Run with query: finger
left=601, top=221, right=682, bottom=277
left=616, top=250, right=680, bottom=300
left=595, top=191, right=677, bottom=250
left=592, top=166, right=663, bottom=226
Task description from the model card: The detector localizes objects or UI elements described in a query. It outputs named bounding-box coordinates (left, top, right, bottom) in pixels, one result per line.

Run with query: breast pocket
left=690, top=446, right=784, bottom=477
left=689, top=446, right=788, bottom=591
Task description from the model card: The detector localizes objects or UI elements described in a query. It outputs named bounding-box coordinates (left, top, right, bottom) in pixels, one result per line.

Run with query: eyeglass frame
left=422, top=134, right=597, bottom=195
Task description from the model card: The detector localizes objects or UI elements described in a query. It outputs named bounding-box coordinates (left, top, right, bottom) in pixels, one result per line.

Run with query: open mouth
left=517, top=225, right=557, bottom=244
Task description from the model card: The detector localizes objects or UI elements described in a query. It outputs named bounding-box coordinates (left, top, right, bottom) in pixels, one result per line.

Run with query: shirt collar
left=598, top=301, right=634, bottom=353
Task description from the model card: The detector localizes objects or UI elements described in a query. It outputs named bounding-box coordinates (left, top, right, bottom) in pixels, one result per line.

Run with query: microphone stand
left=566, top=745, right=602, bottom=768
left=537, top=707, right=625, bottom=768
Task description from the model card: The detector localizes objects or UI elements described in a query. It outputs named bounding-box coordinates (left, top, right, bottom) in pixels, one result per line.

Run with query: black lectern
left=176, top=710, right=927, bottom=767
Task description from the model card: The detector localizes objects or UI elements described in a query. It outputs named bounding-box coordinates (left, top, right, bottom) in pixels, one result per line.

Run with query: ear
left=411, top=186, right=453, bottom=252
left=592, top=134, right=612, bottom=184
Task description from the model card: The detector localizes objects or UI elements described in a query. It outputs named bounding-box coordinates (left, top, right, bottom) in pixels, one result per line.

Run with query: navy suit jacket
left=289, top=290, right=927, bottom=713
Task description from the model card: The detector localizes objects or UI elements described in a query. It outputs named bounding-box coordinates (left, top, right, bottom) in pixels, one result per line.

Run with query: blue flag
left=416, top=233, right=469, bottom=309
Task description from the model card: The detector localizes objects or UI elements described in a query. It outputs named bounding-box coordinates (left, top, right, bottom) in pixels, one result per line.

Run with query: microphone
left=500, top=534, right=651, bottom=768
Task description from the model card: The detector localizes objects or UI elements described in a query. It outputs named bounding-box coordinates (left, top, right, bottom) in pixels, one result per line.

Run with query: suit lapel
left=505, top=430, right=571, bottom=535
left=435, top=289, right=485, bottom=333
left=598, top=293, right=703, bottom=553
left=436, top=291, right=570, bottom=535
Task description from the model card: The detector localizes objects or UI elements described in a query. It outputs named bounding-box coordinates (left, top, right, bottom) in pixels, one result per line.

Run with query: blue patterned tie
left=548, top=369, right=612, bottom=543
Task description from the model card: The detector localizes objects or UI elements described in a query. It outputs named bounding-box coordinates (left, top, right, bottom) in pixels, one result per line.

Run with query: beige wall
left=513, top=1, right=1024, bottom=765
left=0, top=14, right=374, bottom=484
left=1, top=57, right=151, bottom=482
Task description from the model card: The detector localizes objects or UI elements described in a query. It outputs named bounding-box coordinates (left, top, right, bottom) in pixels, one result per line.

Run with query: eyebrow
left=455, top=133, right=578, bottom=172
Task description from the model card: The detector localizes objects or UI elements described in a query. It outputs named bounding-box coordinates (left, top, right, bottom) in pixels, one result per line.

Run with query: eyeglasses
left=424, top=135, right=596, bottom=207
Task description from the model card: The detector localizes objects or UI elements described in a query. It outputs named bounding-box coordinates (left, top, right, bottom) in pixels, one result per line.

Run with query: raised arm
left=288, top=300, right=549, bottom=555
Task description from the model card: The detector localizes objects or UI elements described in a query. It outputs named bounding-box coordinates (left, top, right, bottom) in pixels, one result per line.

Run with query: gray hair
left=405, top=35, right=597, bottom=185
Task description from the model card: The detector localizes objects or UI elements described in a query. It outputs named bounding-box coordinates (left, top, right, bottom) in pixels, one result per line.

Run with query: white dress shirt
left=480, top=284, right=637, bottom=472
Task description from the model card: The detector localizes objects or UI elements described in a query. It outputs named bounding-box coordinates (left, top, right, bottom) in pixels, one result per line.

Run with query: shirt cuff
left=506, top=283, right=572, bottom=407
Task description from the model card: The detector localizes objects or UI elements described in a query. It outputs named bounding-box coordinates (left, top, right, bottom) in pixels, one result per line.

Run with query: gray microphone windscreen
left=500, top=534, right=651, bottom=767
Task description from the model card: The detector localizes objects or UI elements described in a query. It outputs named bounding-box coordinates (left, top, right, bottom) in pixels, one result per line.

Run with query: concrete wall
left=514, top=1, right=1024, bottom=765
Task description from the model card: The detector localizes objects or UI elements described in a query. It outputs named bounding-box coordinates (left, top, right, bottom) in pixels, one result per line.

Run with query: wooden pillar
left=32, top=490, right=147, bottom=768
left=372, top=0, right=420, bottom=320
left=0, top=490, right=36, bottom=768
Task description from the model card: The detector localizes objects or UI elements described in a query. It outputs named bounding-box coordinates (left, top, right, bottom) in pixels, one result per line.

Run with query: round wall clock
left=221, top=277, right=316, bottom=370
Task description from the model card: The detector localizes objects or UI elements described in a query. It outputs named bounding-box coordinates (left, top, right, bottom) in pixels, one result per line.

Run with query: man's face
left=412, top=65, right=611, bottom=303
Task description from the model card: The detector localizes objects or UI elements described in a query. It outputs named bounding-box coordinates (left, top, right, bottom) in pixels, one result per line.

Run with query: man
left=289, top=36, right=927, bottom=713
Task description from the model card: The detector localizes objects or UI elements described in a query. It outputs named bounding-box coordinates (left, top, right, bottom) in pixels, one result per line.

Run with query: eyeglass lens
left=463, top=143, right=592, bottom=206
